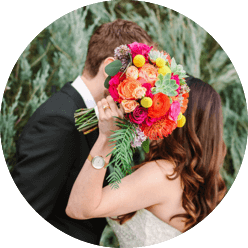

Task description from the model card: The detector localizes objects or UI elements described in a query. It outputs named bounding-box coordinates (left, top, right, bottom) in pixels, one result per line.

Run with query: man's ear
left=102, top=57, right=115, bottom=78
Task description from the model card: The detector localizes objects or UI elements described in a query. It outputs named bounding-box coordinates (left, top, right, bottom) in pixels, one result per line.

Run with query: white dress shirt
left=71, top=76, right=99, bottom=118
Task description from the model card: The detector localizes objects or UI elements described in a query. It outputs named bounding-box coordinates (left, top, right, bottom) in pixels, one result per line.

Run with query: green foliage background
left=0, top=1, right=247, bottom=247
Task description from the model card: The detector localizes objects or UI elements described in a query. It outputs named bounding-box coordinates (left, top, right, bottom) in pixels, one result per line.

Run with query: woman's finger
left=106, top=96, right=118, bottom=116
left=101, top=98, right=112, bottom=118
left=97, top=100, right=106, bottom=120
left=118, top=103, right=125, bottom=118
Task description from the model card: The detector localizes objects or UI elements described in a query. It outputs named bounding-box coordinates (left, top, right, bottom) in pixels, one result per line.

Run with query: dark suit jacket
left=11, top=82, right=109, bottom=244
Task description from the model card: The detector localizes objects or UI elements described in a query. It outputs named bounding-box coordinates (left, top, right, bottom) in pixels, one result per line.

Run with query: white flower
left=131, top=127, right=147, bottom=148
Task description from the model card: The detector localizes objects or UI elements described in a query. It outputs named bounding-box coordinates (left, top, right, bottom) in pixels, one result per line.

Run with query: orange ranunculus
left=117, top=78, right=142, bottom=100
left=121, top=100, right=139, bottom=113
left=138, top=63, right=158, bottom=87
left=148, top=93, right=171, bottom=118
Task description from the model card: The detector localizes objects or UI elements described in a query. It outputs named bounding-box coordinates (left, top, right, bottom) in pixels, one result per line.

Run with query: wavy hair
left=115, top=77, right=227, bottom=232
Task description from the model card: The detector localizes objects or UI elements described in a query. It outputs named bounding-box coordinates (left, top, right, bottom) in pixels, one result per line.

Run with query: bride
left=65, top=77, right=227, bottom=247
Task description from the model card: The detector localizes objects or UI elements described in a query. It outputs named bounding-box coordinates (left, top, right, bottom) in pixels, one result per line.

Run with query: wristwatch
left=88, top=154, right=108, bottom=169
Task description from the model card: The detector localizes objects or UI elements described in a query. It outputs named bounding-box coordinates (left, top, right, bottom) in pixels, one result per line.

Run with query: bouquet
left=75, top=42, right=190, bottom=189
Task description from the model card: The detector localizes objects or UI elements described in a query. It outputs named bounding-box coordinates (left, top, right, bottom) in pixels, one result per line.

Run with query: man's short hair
left=83, top=19, right=155, bottom=78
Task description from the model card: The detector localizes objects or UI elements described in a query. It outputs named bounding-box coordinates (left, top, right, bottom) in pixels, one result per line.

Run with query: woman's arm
left=65, top=134, right=112, bottom=219
left=66, top=96, right=172, bottom=219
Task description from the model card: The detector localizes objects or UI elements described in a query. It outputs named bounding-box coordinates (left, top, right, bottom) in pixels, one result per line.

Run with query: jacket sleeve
left=11, top=114, right=78, bottom=219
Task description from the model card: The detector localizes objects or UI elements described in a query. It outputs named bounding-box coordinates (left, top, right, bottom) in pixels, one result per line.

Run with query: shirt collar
left=71, top=76, right=99, bottom=119
left=71, top=76, right=96, bottom=109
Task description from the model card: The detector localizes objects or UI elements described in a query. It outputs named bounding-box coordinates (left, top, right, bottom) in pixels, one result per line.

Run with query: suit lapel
left=60, top=82, right=87, bottom=109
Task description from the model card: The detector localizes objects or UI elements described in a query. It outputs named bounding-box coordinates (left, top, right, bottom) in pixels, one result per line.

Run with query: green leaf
left=157, top=73, right=164, bottom=82
left=105, top=60, right=122, bottom=76
left=142, top=138, right=150, bottom=153
left=164, top=73, right=171, bottom=80
left=104, top=75, right=111, bottom=89
left=152, top=74, right=179, bottom=96
left=170, top=58, right=177, bottom=71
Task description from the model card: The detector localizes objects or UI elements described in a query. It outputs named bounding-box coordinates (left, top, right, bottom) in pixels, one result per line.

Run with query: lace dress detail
left=106, top=209, right=182, bottom=247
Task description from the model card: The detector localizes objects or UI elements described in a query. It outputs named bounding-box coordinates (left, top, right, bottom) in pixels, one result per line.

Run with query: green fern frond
left=106, top=117, right=137, bottom=189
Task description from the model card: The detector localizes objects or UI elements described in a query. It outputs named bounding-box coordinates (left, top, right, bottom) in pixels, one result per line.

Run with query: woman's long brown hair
left=115, top=77, right=227, bottom=232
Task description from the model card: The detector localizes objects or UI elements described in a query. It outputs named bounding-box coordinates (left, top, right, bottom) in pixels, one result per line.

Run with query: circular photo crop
left=1, top=1, right=247, bottom=248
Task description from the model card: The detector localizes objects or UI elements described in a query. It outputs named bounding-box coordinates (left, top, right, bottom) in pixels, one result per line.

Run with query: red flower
left=141, top=116, right=177, bottom=140
left=148, top=93, right=171, bottom=118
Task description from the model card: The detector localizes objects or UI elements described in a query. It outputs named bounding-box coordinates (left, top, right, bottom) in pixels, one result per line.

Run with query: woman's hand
left=97, top=96, right=124, bottom=139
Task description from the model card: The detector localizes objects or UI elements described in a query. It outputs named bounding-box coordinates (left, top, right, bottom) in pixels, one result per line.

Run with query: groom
left=11, top=19, right=154, bottom=244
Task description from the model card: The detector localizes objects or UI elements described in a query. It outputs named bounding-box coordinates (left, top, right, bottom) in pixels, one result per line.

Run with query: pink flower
left=129, top=106, right=148, bottom=124
left=144, top=116, right=162, bottom=126
left=171, top=73, right=181, bottom=96
left=128, top=42, right=153, bottom=62
left=108, top=86, right=119, bottom=102
left=108, top=72, right=125, bottom=101
left=141, top=83, right=154, bottom=99
left=131, top=127, right=147, bottom=148
left=168, top=101, right=181, bottom=122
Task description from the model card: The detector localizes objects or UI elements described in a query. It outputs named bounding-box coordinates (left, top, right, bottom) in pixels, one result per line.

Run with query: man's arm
left=12, top=114, right=78, bottom=219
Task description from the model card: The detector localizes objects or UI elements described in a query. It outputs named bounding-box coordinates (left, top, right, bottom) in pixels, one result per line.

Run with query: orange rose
left=121, top=100, right=139, bottom=113
left=138, top=63, right=158, bottom=87
left=126, top=66, right=139, bottom=79
left=148, top=93, right=171, bottom=118
left=117, top=78, right=142, bottom=100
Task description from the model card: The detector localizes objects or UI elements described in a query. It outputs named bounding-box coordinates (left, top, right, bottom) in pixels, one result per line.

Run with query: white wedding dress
left=106, top=209, right=182, bottom=247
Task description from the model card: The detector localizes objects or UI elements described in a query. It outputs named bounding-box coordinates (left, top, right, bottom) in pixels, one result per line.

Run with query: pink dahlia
left=128, top=42, right=153, bottom=62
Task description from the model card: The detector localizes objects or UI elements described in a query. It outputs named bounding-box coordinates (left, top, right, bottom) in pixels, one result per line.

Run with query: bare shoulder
left=134, top=159, right=180, bottom=186
left=150, top=159, right=182, bottom=197
left=154, top=159, right=177, bottom=177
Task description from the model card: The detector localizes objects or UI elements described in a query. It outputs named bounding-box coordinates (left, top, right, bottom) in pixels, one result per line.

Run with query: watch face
left=92, top=156, right=105, bottom=169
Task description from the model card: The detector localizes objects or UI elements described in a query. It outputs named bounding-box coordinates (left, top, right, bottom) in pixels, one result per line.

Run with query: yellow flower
left=158, top=66, right=171, bottom=76
left=177, top=112, right=183, bottom=121
left=133, top=55, right=146, bottom=68
left=141, top=97, right=153, bottom=108
left=156, top=57, right=166, bottom=68
left=177, top=115, right=186, bottom=127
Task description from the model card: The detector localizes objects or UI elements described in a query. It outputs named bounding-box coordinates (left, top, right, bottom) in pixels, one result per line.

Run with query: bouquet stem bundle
left=74, top=108, right=98, bottom=135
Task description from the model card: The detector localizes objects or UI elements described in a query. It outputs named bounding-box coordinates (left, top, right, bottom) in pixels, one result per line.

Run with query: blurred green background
left=0, top=1, right=247, bottom=247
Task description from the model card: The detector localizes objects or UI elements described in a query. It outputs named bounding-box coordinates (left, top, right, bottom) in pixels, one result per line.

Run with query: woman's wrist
left=98, top=133, right=116, bottom=146
left=90, top=134, right=113, bottom=162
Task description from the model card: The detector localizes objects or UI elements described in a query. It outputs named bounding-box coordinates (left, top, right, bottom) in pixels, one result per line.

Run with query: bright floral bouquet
left=75, top=42, right=190, bottom=189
